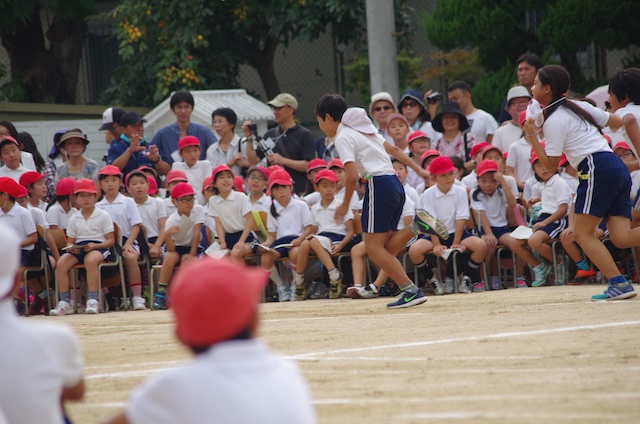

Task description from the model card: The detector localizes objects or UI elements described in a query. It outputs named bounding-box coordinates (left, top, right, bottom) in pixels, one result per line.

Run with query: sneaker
left=289, top=283, right=296, bottom=302
left=457, top=275, right=471, bottom=294
left=28, top=296, right=43, bottom=315
left=294, top=280, right=307, bottom=301
left=444, top=278, right=455, bottom=294
left=473, top=282, right=485, bottom=292
left=555, top=261, right=566, bottom=285
left=153, top=292, right=167, bottom=310
left=276, top=285, right=290, bottom=302
left=347, top=284, right=379, bottom=299
left=329, top=273, right=343, bottom=299
left=491, top=276, right=503, bottom=290
left=532, top=262, right=552, bottom=287
left=307, top=280, right=321, bottom=298
left=516, top=277, right=528, bottom=288
left=50, top=300, right=74, bottom=316
left=85, top=299, right=99, bottom=314
left=568, top=268, right=596, bottom=285
left=309, top=282, right=329, bottom=299
left=410, top=209, right=449, bottom=240
left=386, top=288, right=427, bottom=309
left=133, top=296, right=147, bottom=311
left=591, top=281, right=637, bottom=301
left=429, top=275, right=445, bottom=296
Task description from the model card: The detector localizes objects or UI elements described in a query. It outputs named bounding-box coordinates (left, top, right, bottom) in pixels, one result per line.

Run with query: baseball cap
left=212, top=164, right=233, bottom=182
left=506, top=86, right=532, bottom=104
left=246, top=165, right=268, bottom=179
left=74, top=178, right=97, bottom=194
left=559, top=154, right=568, bottom=167
left=165, top=170, right=188, bottom=185
left=408, top=130, right=430, bottom=144
left=147, top=176, right=158, bottom=195
left=481, top=145, right=502, bottom=158
left=268, top=169, right=293, bottom=190
left=420, top=150, right=441, bottom=168
left=529, top=142, right=546, bottom=165
left=0, top=177, right=21, bottom=198
left=476, top=159, right=499, bottom=177
left=314, top=169, right=338, bottom=184
left=171, top=182, right=195, bottom=199
left=16, top=185, right=28, bottom=199
left=267, top=93, right=298, bottom=110
left=55, top=178, right=76, bottom=196
left=125, top=168, right=148, bottom=187
left=19, top=171, right=45, bottom=187
left=58, top=129, right=90, bottom=146
left=328, top=158, right=344, bottom=169
left=99, top=107, right=125, bottom=131
left=470, top=142, right=490, bottom=158
left=178, top=135, right=201, bottom=151
left=0, top=136, right=19, bottom=148
left=518, top=110, right=527, bottom=126
left=99, top=164, right=123, bottom=177
left=369, top=92, right=397, bottom=116
left=119, top=111, right=147, bottom=127
left=306, top=158, right=327, bottom=173
left=169, top=257, right=267, bottom=347
left=386, top=113, right=410, bottom=127
left=429, top=156, right=456, bottom=176
left=234, top=175, right=245, bottom=192
left=0, top=222, right=21, bottom=300
left=613, top=141, right=631, bottom=152
left=202, top=175, right=213, bottom=191
left=137, top=164, right=158, bottom=179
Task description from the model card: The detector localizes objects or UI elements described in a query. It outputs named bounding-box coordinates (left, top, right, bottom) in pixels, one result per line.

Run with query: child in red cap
left=127, top=168, right=167, bottom=261
left=0, top=136, right=28, bottom=182
left=163, top=169, right=189, bottom=216
left=46, top=178, right=77, bottom=231
left=172, top=135, right=212, bottom=206
left=19, top=171, right=48, bottom=211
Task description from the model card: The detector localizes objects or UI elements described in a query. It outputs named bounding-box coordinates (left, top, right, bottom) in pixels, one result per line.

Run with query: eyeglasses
left=373, top=105, right=392, bottom=112
left=400, top=101, right=419, bottom=109
left=177, top=197, right=196, bottom=203
left=248, top=175, right=266, bottom=182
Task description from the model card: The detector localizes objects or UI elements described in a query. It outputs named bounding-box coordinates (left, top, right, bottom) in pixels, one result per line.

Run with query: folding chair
left=22, top=225, right=50, bottom=317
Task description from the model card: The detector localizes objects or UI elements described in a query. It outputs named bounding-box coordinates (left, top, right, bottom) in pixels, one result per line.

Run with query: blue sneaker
left=386, top=288, right=427, bottom=309
left=153, top=292, right=167, bottom=310
left=410, top=209, right=449, bottom=240
left=591, top=281, right=637, bottom=301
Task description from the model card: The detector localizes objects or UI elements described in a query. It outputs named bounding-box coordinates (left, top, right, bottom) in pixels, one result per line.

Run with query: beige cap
left=58, top=129, right=90, bottom=146
left=506, top=86, right=532, bottom=104
left=267, top=93, right=298, bottom=109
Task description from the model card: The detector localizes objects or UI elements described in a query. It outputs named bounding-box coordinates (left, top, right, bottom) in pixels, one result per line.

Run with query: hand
left=523, top=119, right=537, bottom=143
left=123, top=243, right=136, bottom=255
left=83, top=243, right=94, bottom=253
left=232, top=243, right=244, bottom=251
left=166, top=226, right=180, bottom=236
left=231, top=152, right=245, bottom=165
left=334, top=202, right=348, bottom=222
left=181, top=254, right=196, bottom=264
left=149, top=245, right=161, bottom=258
left=451, top=243, right=466, bottom=252
left=494, top=171, right=506, bottom=186
left=532, top=222, right=544, bottom=231
left=242, top=120, right=253, bottom=138
left=147, top=144, right=160, bottom=162
left=433, top=245, right=446, bottom=256
left=560, top=227, right=574, bottom=242
left=267, top=152, right=284, bottom=165
left=291, top=237, right=302, bottom=247
left=331, top=244, right=341, bottom=255
left=219, top=242, right=227, bottom=250
left=482, top=234, right=498, bottom=247
left=417, top=168, right=431, bottom=179
left=128, top=134, right=146, bottom=153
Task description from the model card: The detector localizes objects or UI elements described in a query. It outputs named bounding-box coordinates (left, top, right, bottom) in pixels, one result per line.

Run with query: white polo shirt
left=470, top=188, right=508, bottom=227
left=165, top=205, right=206, bottom=247
left=491, top=122, right=522, bottom=153
left=97, top=193, right=143, bottom=238
left=163, top=197, right=177, bottom=217
left=403, top=182, right=419, bottom=207
left=172, top=161, right=212, bottom=206
left=540, top=174, right=572, bottom=215
left=466, top=108, right=498, bottom=142
left=335, top=124, right=395, bottom=178
left=0, top=203, right=36, bottom=251
left=303, top=191, right=321, bottom=207
left=135, top=196, right=167, bottom=239
left=0, top=301, right=84, bottom=424
left=0, top=164, right=27, bottom=183
left=125, top=339, right=316, bottom=424
left=506, top=138, right=535, bottom=184
left=250, top=193, right=271, bottom=213
left=46, top=203, right=77, bottom=230
left=311, top=197, right=353, bottom=235
left=27, top=204, right=50, bottom=231
left=523, top=176, right=543, bottom=201
left=397, top=196, right=415, bottom=230
left=615, top=103, right=640, bottom=159
left=463, top=171, right=519, bottom=198
left=418, top=183, right=470, bottom=234
left=67, top=207, right=114, bottom=243
left=208, top=191, right=252, bottom=234
left=267, top=198, right=311, bottom=239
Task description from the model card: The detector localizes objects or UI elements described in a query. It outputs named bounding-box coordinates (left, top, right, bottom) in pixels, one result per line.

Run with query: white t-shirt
left=125, top=339, right=316, bottom=424
left=208, top=191, right=252, bottom=234
left=544, top=100, right=611, bottom=168
left=491, top=122, right=522, bottom=153
left=540, top=174, right=572, bottom=215
left=163, top=197, right=177, bottom=217
left=396, top=196, right=415, bottom=230
left=20, top=151, right=37, bottom=171
left=27, top=204, right=49, bottom=231
left=335, top=124, right=395, bottom=178
left=206, top=135, right=248, bottom=177
left=97, top=193, right=143, bottom=238
left=172, top=161, right=212, bottom=206
left=470, top=188, right=508, bottom=228
left=506, top=138, right=534, bottom=184
left=46, top=203, right=77, bottom=230
left=0, top=164, right=27, bottom=183
left=418, top=184, right=470, bottom=234
left=310, top=197, right=353, bottom=235
left=631, top=170, right=640, bottom=200
left=0, top=203, right=36, bottom=251
left=402, top=182, right=420, bottom=207
left=461, top=170, right=477, bottom=191
left=67, top=207, right=114, bottom=243
left=165, top=205, right=206, bottom=247
left=466, top=108, right=498, bottom=142
left=135, top=196, right=167, bottom=239
left=614, top=103, right=640, bottom=159
left=0, top=301, right=84, bottom=424
left=267, top=198, right=311, bottom=239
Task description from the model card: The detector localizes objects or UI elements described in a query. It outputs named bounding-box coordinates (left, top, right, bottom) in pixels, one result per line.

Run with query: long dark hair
left=46, top=194, right=70, bottom=211
left=18, top=132, right=46, bottom=171
left=0, top=121, right=18, bottom=140
left=538, top=65, right=602, bottom=134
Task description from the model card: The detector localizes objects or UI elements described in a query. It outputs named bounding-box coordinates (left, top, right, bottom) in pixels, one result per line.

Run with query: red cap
left=306, top=158, right=327, bottom=172
left=246, top=165, right=268, bottom=179
left=518, top=110, right=527, bottom=126
left=470, top=142, right=490, bottom=158
left=420, top=150, right=441, bottom=168
left=429, top=156, right=456, bottom=175
left=613, top=141, right=631, bottom=152
left=55, top=178, right=76, bottom=196
left=268, top=169, right=293, bottom=190
left=202, top=175, right=213, bottom=191
left=266, top=165, right=284, bottom=177
left=0, top=136, right=18, bottom=147
left=328, top=158, right=344, bottom=169
left=169, top=257, right=267, bottom=346
left=99, top=165, right=123, bottom=177
left=19, top=171, right=44, bottom=187
left=178, top=135, right=201, bottom=151
left=476, top=159, right=499, bottom=177
left=137, top=164, right=158, bottom=178
left=147, top=176, right=158, bottom=195
left=74, top=178, right=97, bottom=194
left=314, top=169, right=338, bottom=184
left=503, top=151, right=508, bottom=159
left=529, top=142, right=546, bottom=165
left=234, top=175, right=245, bottom=192
left=17, top=185, right=28, bottom=199
left=481, top=145, right=502, bottom=158
left=408, top=130, right=430, bottom=144
left=125, top=168, right=148, bottom=187
left=170, top=182, right=195, bottom=199
left=166, top=169, right=188, bottom=185
left=603, top=134, right=612, bottom=146
left=0, top=177, right=21, bottom=198
left=212, top=164, right=233, bottom=182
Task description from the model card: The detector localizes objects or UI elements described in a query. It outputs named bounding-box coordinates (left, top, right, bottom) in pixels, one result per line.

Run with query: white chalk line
left=288, top=320, right=640, bottom=360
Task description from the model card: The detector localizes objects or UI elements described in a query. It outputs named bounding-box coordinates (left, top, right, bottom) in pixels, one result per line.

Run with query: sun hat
left=476, top=159, right=499, bottom=177
left=506, top=86, right=532, bottom=105
left=369, top=92, right=397, bottom=116
left=55, top=178, right=76, bottom=196
left=58, top=129, right=90, bottom=146
left=314, top=169, right=338, bottom=184
left=342, top=107, right=378, bottom=135
left=429, top=156, right=457, bottom=176
left=170, top=182, right=196, bottom=199
left=431, top=102, right=470, bottom=133
left=0, top=222, right=21, bottom=300
left=74, top=178, right=97, bottom=194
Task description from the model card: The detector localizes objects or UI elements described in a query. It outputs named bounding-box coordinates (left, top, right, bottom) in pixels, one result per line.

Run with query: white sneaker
left=133, top=296, right=147, bottom=310
left=289, top=283, right=296, bottom=302
left=444, top=278, right=455, bottom=294
left=85, top=299, right=99, bottom=314
left=457, top=275, right=471, bottom=294
left=277, top=285, right=290, bottom=302
left=50, top=300, right=74, bottom=316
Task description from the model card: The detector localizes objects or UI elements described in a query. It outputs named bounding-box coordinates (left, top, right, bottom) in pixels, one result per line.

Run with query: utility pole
left=366, top=0, right=399, bottom=101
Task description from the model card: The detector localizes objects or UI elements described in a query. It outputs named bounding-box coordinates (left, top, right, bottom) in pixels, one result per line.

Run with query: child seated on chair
left=46, top=178, right=77, bottom=231
left=50, top=179, right=115, bottom=316
left=153, top=183, right=205, bottom=310
left=199, top=175, right=217, bottom=250
left=163, top=170, right=189, bottom=216
left=293, top=170, right=355, bottom=300
left=127, top=168, right=167, bottom=261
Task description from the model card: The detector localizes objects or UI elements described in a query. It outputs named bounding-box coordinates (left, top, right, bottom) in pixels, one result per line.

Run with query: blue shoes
left=386, top=288, right=427, bottom=309
left=153, top=292, right=167, bottom=310
left=591, top=281, right=637, bottom=301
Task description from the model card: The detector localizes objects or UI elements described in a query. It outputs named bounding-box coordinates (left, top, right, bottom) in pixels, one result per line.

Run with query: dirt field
left=39, top=285, right=640, bottom=424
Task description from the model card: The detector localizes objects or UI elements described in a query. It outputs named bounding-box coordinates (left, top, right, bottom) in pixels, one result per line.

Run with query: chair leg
left=22, top=270, right=30, bottom=317
left=119, top=262, right=129, bottom=310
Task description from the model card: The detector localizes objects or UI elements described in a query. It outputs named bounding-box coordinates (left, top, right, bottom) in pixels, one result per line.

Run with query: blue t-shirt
left=106, top=139, right=155, bottom=177
left=150, top=122, right=217, bottom=165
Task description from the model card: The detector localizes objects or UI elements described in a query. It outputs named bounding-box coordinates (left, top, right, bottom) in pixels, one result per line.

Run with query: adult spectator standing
left=491, top=86, right=531, bottom=153
left=447, top=81, right=498, bottom=143
left=99, top=107, right=125, bottom=164
left=151, top=91, right=217, bottom=166
left=369, top=92, right=397, bottom=143
left=206, top=108, right=250, bottom=176
left=108, top=112, right=170, bottom=178
left=498, top=52, right=543, bottom=124
left=244, top=93, right=315, bottom=195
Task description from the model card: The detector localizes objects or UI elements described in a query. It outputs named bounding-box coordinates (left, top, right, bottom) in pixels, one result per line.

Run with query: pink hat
left=19, top=171, right=44, bottom=187
left=314, top=169, right=338, bottom=184
left=55, top=178, right=76, bottom=196
left=202, top=175, right=213, bottom=191
left=125, top=168, right=148, bottom=187
left=170, top=182, right=195, bottom=199
left=17, top=185, right=28, bottom=199
left=476, top=159, right=499, bottom=177
left=147, top=176, right=158, bottom=195
left=408, top=130, right=430, bottom=144
left=558, top=154, right=568, bottom=167
left=420, top=149, right=441, bottom=168
left=429, top=156, right=456, bottom=175
left=530, top=142, right=546, bottom=165
left=0, top=136, right=18, bottom=147
left=178, top=135, right=200, bottom=151
left=99, top=164, right=123, bottom=177
left=212, top=164, right=233, bottom=182
left=246, top=165, right=268, bottom=179
left=603, top=134, right=613, bottom=146
left=233, top=175, right=245, bottom=192
left=306, top=158, right=327, bottom=173
left=386, top=113, right=410, bottom=127
left=169, top=258, right=266, bottom=346
left=470, top=142, right=490, bottom=158
left=613, top=141, right=631, bottom=152
left=341, top=107, right=378, bottom=135
left=74, top=178, right=97, bottom=194
left=328, top=158, right=344, bottom=169
left=165, top=169, right=188, bottom=185
left=481, top=145, right=502, bottom=158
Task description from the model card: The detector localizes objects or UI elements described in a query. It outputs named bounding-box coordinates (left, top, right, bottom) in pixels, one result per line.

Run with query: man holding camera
left=243, top=93, right=315, bottom=195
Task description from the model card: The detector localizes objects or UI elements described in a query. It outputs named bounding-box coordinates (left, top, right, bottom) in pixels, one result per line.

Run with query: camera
left=427, top=92, right=443, bottom=104
left=248, top=123, right=258, bottom=136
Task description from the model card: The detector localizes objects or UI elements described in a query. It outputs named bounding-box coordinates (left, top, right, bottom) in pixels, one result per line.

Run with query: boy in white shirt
left=127, top=168, right=167, bottom=261
left=506, top=111, right=535, bottom=191
left=172, top=136, right=212, bottom=205
left=0, top=136, right=28, bottom=183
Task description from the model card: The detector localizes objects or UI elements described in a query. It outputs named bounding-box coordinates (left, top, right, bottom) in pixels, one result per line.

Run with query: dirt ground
left=39, top=285, right=640, bottom=424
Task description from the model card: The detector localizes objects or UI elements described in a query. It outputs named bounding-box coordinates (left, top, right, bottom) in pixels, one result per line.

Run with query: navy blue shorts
left=271, top=235, right=298, bottom=257
left=482, top=225, right=512, bottom=240
left=173, top=245, right=202, bottom=257
left=533, top=213, right=567, bottom=238
left=67, top=240, right=112, bottom=264
left=634, top=186, right=640, bottom=212
left=317, top=231, right=356, bottom=252
left=575, top=151, right=631, bottom=219
left=440, top=230, right=473, bottom=247
left=362, top=175, right=405, bottom=233
left=225, top=231, right=257, bottom=249
left=598, top=219, right=610, bottom=237
left=21, top=249, right=41, bottom=267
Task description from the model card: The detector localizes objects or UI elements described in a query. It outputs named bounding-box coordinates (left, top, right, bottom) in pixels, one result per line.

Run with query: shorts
left=173, top=245, right=202, bottom=257
left=121, top=236, right=141, bottom=254
left=362, top=175, right=405, bottom=233
left=271, top=235, right=298, bottom=258
left=481, top=225, right=511, bottom=240
left=21, top=248, right=41, bottom=267
left=533, top=213, right=567, bottom=238
left=634, top=186, right=640, bottom=212
left=598, top=219, right=610, bottom=237
left=225, top=231, right=257, bottom=249
left=575, top=151, right=631, bottom=219
left=440, top=230, right=473, bottom=248
left=67, top=240, right=113, bottom=264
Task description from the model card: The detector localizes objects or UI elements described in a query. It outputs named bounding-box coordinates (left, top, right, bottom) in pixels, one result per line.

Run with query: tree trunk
left=258, top=36, right=281, bottom=100
left=47, top=16, right=87, bottom=104
left=560, top=51, right=582, bottom=88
